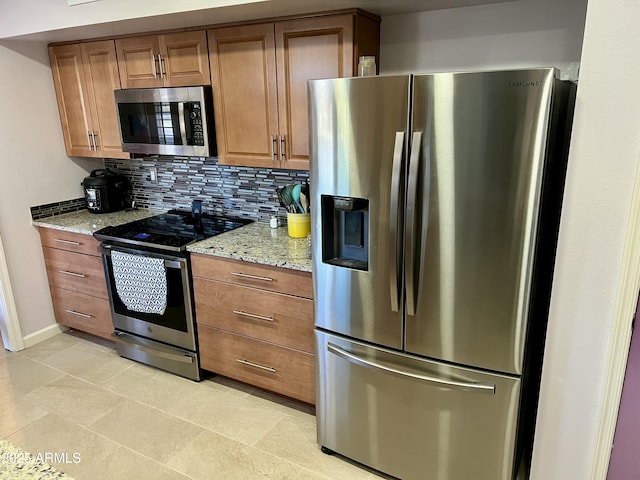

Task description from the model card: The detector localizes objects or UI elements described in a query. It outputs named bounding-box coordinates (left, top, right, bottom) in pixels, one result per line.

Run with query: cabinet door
left=50, top=287, right=113, bottom=340
left=49, top=44, right=94, bottom=157
left=115, top=35, right=163, bottom=88
left=161, top=31, right=211, bottom=86
left=275, top=15, right=354, bottom=170
left=208, top=24, right=279, bottom=168
left=81, top=40, right=129, bottom=159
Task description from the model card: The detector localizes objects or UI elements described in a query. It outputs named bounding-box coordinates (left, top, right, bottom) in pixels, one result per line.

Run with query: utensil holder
left=287, top=213, right=310, bottom=238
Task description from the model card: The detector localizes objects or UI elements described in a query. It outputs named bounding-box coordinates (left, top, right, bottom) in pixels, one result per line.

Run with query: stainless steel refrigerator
left=308, top=68, right=576, bottom=480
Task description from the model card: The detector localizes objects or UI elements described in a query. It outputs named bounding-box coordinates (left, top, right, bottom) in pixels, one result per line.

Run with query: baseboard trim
left=22, top=323, right=68, bottom=348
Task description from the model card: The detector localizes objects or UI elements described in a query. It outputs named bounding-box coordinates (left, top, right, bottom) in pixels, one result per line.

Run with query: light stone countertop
left=32, top=209, right=312, bottom=273
left=0, top=439, right=76, bottom=479
left=32, top=208, right=163, bottom=235
left=188, top=222, right=312, bottom=273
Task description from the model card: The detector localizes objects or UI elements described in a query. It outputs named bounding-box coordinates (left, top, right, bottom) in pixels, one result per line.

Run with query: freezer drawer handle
left=236, top=358, right=277, bottom=373
left=233, top=310, right=274, bottom=323
left=327, top=343, right=495, bottom=394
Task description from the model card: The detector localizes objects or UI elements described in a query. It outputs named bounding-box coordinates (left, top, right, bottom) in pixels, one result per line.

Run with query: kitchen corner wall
left=104, top=156, right=308, bottom=222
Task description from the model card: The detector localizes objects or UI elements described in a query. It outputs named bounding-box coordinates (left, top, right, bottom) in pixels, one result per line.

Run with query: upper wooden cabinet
left=116, top=31, right=211, bottom=88
left=208, top=12, right=380, bottom=170
left=49, top=40, right=129, bottom=159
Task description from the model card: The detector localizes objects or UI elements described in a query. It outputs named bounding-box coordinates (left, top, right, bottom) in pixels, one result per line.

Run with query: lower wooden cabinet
left=42, top=247, right=108, bottom=299
left=199, top=325, right=315, bottom=404
left=193, top=277, right=313, bottom=352
left=39, top=227, right=113, bottom=341
left=50, top=287, right=113, bottom=339
left=192, top=254, right=314, bottom=404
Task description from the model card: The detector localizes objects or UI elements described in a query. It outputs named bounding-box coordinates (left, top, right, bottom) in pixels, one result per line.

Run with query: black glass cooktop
left=93, top=209, right=253, bottom=252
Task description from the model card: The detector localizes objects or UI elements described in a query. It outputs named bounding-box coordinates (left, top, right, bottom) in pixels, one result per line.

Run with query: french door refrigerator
left=308, top=68, right=576, bottom=480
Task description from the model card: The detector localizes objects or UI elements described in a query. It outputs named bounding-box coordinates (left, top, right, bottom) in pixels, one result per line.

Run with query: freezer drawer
left=316, top=330, right=521, bottom=480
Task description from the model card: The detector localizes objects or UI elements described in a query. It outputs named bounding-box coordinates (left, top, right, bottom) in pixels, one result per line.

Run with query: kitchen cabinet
left=38, top=228, right=113, bottom=340
left=192, top=254, right=315, bottom=404
left=115, top=31, right=210, bottom=88
left=208, top=12, right=380, bottom=170
left=49, top=40, right=129, bottom=159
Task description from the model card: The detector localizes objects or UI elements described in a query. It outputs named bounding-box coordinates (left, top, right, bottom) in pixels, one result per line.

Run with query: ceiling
left=6, top=0, right=515, bottom=43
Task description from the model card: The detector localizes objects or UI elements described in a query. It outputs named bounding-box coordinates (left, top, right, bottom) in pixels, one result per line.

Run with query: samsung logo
left=509, top=81, right=541, bottom=88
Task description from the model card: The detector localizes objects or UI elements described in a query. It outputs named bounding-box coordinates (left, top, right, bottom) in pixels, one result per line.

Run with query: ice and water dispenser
left=320, top=195, right=369, bottom=271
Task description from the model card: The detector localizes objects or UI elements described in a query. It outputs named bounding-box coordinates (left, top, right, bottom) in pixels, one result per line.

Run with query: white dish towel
left=111, top=250, right=168, bottom=315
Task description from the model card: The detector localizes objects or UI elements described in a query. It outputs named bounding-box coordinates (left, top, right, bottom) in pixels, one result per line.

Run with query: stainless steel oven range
left=94, top=210, right=251, bottom=380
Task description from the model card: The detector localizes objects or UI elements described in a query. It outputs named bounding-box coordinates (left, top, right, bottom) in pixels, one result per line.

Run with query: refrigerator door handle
left=405, top=131, right=423, bottom=316
left=389, top=131, right=405, bottom=313
left=328, top=343, right=496, bottom=394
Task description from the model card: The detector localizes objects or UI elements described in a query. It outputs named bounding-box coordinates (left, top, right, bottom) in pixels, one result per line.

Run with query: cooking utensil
left=300, top=191, right=309, bottom=213
left=292, top=184, right=304, bottom=213
left=276, top=188, right=287, bottom=208
left=280, top=185, right=296, bottom=213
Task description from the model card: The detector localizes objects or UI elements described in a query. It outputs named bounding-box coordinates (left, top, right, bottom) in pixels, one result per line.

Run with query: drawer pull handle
left=236, top=358, right=277, bottom=373
left=59, top=270, right=87, bottom=278
left=233, top=310, right=274, bottom=323
left=65, top=309, right=92, bottom=319
left=230, top=272, right=273, bottom=282
left=54, top=239, right=81, bottom=246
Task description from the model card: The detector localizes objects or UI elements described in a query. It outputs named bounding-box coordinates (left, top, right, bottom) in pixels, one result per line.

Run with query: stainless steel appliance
left=115, top=86, right=215, bottom=157
left=94, top=210, right=251, bottom=380
left=309, top=68, right=576, bottom=480
left=81, top=168, right=129, bottom=213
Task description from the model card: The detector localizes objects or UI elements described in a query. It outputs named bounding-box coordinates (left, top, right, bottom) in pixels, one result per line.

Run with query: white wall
left=0, top=40, right=99, bottom=337
left=0, top=0, right=266, bottom=38
left=380, top=0, right=586, bottom=74
left=531, top=0, right=640, bottom=477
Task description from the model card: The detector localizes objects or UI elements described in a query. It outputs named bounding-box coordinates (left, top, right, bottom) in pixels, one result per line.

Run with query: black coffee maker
left=81, top=169, right=129, bottom=213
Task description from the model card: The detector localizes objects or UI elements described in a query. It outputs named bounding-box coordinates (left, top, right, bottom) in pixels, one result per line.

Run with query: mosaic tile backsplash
left=31, top=197, right=87, bottom=220
left=104, top=156, right=309, bottom=223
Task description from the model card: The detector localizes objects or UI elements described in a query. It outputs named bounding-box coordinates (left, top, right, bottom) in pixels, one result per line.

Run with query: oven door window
left=118, top=102, right=182, bottom=146
left=105, top=253, right=189, bottom=332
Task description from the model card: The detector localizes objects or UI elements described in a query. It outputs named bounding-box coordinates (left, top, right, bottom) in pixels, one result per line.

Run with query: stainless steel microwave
left=115, top=86, right=216, bottom=157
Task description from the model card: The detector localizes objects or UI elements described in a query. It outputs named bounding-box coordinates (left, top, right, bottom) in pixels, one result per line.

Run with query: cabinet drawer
left=199, top=325, right=315, bottom=404
left=50, top=286, right=113, bottom=340
left=194, top=277, right=313, bottom=353
left=39, top=228, right=101, bottom=256
left=192, top=254, right=312, bottom=299
left=43, top=247, right=108, bottom=299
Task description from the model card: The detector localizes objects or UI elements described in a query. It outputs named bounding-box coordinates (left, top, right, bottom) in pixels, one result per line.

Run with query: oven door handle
left=112, top=332, right=195, bottom=364
left=101, top=244, right=186, bottom=269
left=164, top=259, right=183, bottom=269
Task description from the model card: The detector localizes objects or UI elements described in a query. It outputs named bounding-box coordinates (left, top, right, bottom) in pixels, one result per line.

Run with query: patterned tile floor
left=0, top=332, right=383, bottom=480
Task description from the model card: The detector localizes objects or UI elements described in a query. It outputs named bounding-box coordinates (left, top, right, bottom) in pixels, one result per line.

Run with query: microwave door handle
left=178, top=102, right=188, bottom=146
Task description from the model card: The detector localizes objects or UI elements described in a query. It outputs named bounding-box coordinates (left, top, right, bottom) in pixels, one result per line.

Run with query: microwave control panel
left=186, top=103, right=205, bottom=146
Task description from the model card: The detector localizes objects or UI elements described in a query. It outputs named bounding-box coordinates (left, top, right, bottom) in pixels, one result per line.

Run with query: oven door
left=101, top=243, right=197, bottom=352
